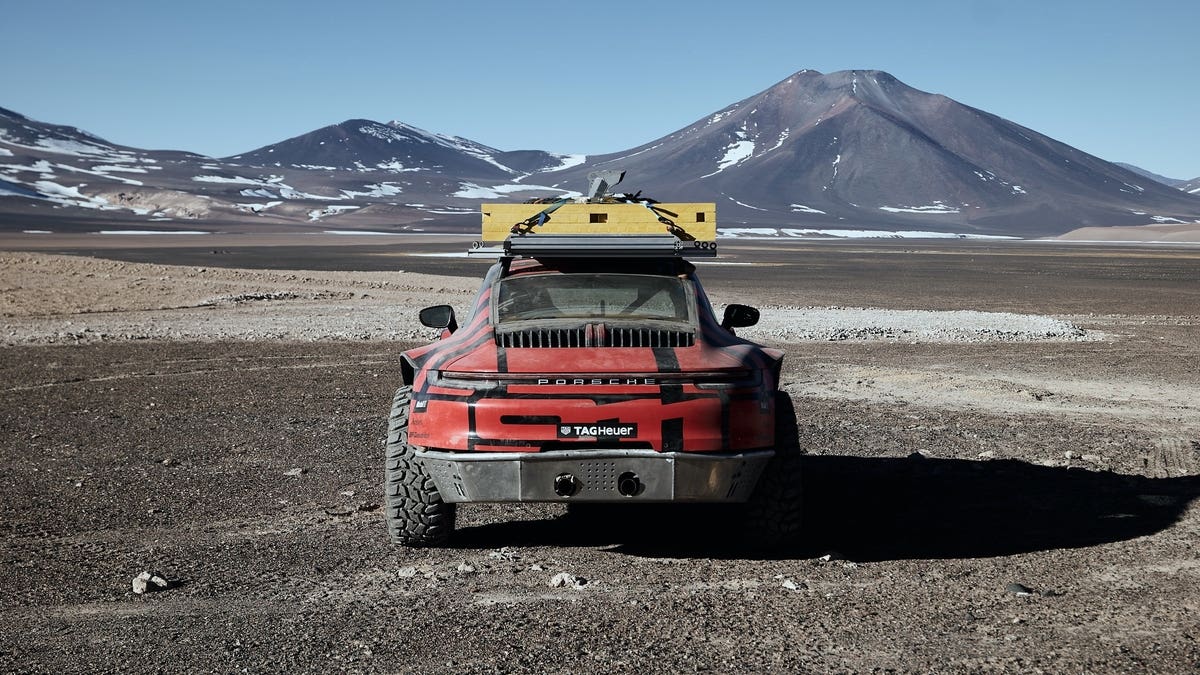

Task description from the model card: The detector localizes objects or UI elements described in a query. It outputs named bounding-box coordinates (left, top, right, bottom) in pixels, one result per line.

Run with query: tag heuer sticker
left=557, top=422, right=638, bottom=439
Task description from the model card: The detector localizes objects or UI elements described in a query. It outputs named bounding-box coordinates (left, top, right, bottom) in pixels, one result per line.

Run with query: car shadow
left=450, top=455, right=1200, bottom=561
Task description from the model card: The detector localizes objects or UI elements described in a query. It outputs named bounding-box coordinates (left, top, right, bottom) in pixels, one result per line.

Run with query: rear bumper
left=414, top=448, right=774, bottom=503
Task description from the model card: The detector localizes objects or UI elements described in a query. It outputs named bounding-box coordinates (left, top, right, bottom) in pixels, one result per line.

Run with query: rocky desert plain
left=1, top=231, right=1198, bottom=673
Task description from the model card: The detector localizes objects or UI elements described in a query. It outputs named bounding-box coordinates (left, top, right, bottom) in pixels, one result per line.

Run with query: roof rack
left=469, top=200, right=719, bottom=259
left=470, top=235, right=716, bottom=258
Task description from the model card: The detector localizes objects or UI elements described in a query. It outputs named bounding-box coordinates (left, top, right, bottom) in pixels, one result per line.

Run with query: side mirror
left=721, top=304, right=759, bottom=330
left=419, top=305, right=458, bottom=333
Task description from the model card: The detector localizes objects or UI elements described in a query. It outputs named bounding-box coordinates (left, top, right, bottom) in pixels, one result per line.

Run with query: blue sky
left=3, top=0, right=1197, bottom=178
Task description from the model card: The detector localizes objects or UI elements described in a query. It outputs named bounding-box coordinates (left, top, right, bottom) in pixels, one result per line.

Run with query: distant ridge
left=3, top=70, right=1199, bottom=235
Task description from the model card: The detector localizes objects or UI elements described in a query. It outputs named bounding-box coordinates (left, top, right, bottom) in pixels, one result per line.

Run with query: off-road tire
left=384, top=386, right=455, bottom=546
left=742, top=391, right=804, bottom=550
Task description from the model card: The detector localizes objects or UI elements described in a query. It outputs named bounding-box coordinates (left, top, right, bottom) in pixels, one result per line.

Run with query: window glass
left=496, top=274, right=689, bottom=323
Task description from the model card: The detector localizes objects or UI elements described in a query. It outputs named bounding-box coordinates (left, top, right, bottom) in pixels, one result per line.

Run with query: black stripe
left=720, top=390, right=731, bottom=448
left=467, top=402, right=478, bottom=451
left=661, top=418, right=684, bottom=452
left=652, top=347, right=680, bottom=372
left=652, top=347, right=685, bottom=404
left=416, top=330, right=495, bottom=397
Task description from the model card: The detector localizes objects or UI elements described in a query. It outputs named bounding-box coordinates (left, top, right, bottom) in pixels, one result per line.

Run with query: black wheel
left=742, top=391, right=804, bottom=550
left=384, top=386, right=455, bottom=546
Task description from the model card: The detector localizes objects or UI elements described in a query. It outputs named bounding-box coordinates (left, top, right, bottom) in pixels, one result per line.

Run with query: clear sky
left=3, top=0, right=1197, bottom=178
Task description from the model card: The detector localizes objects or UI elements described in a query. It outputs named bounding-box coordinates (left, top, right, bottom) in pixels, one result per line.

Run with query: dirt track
left=2, top=242, right=1199, bottom=672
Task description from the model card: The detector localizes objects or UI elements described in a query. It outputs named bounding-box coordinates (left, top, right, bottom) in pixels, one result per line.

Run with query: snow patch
left=193, top=175, right=270, bottom=186
left=239, top=188, right=279, bottom=199
left=768, top=129, right=790, bottom=152
left=721, top=227, right=778, bottom=237
left=341, top=182, right=403, bottom=199
left=725, top=196, right=767, bottom=211
left=790, top=204, right=827, bottom=214
left=235, top=201, right=283, bottom=213
left=376, top=161, right=424, bottom=172
left=92, top=165, right=148, bottom=174
left=453, top=182, right=579, bottom=199
left=701, top=139, right=755, bottom=178
left=56, top=162, right=143, bottom=186
left=719, top=228, right=1017, bottom=240
left=308, top=205, right=361, bottom=221
left=707, top=110, right=735, bottom=125
left=32, top=180, right=111, bottom=209
left=537, top=153, right=587, bottom=173
left=879, top=202, right=960, bottom=215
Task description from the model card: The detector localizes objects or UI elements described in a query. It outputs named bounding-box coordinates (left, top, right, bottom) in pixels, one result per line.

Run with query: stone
left=283, top=467, right=306, bottom=477
left=1006, top=582, right=1035, bottom=596
left=549, top=572, right=586, bottom=589
left=132, top=571, right=170, bottom=594
left=488, top=547, right=521, bottom=561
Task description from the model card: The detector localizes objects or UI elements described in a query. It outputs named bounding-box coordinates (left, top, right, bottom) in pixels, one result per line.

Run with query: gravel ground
left=1, top=247, right=1198, bottom=673
left=1, top=253, right=1097, bottom=345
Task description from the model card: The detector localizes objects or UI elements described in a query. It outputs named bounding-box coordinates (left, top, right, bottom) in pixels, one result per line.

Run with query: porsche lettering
left=536, top=377, right=657, bottom=386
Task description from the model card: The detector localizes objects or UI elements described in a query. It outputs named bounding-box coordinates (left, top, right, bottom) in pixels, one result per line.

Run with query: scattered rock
left=977, top=450, right=996, bottom=459
left=528, top=564, right=545, bottom=572
left=781, top=578, right=804, bottom=592
left=817, top=551, right=845, bottom=563
left=488, top=547, right=521, bottom=561
left=549, top=572, right=586, bottom=589
left=1006, top=582, right=1035, bottom=596
left=1063, top=451, right=1076, bottom=460
left=324, top=505, right=354, bottom=517
left=456, top=563, right=476, bottom=574
left=132, top=571, right=170, bottom=594
left=160, top=458, right=178, bottom=466
left=1081, top=454, right=1103, bottom=463
left=397, top=567, right=419, bottom=579
left=283, top=467, right=306, bottom=477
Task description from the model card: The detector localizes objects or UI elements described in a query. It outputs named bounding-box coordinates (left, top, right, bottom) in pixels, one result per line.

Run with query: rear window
left=495, top=274, right=690, bottom=323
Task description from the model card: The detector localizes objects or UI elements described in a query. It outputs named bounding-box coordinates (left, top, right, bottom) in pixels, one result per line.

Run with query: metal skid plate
left=414, top=448, right=773, bottom=503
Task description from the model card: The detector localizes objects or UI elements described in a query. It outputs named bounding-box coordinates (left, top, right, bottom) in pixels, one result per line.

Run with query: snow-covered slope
left=533, top=70, right=1200, bottom=235
left=4, top=72, right=1200, bottom=236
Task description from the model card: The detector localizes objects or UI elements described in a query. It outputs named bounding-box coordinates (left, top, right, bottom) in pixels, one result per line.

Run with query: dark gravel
left=1, top=340, right=1197, bottom=673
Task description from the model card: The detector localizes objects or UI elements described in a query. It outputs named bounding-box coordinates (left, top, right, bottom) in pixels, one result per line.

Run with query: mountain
left=1115, top=162, right=1187, bottom=188
left=0, top=106, right=224, bottom=226
left=1120, top=162, right=1200, bottom=197
left=0, top=106, right=586, bottom=230
left=531, top=70, right=1200, bottom=236
left=228, top=119, right=572, bottom=178
left=3, top=71, right=1200, bottom=236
